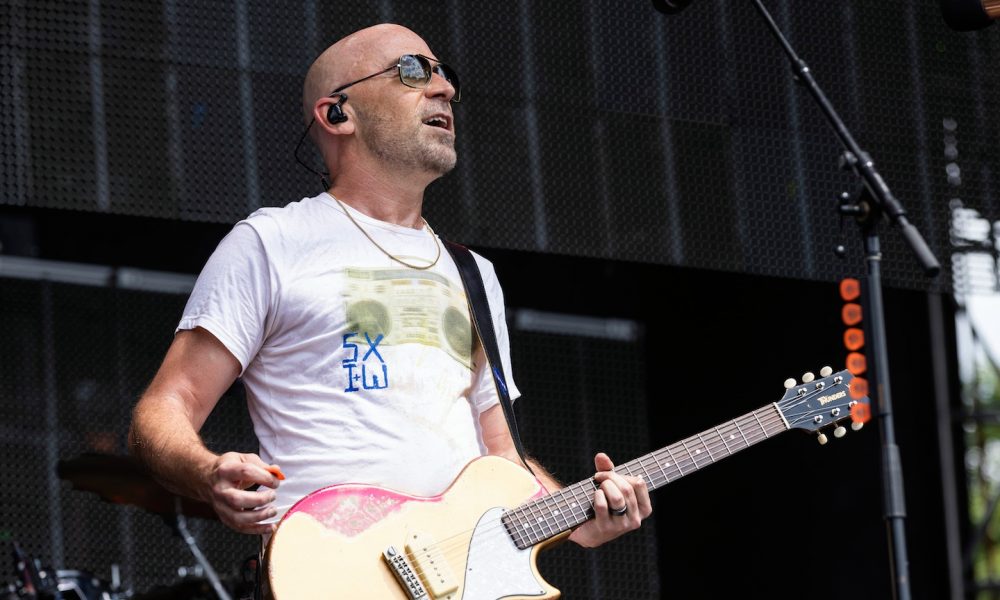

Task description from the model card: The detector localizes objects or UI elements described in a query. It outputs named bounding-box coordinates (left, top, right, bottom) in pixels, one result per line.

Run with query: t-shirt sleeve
left=469, top=254, right=520, bottom=414
left=176, top=222, right=274, bottom=374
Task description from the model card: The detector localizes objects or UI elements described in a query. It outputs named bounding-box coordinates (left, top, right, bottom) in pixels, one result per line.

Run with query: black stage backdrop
left=0, top=245, right=953, bottom=599
left=0, top=0, right=973, bottom=598
left=2, top=0, right=999, bottom=291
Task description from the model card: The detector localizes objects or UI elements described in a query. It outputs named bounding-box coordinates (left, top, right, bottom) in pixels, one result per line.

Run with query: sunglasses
left=331, top=54, right=461, bottom=103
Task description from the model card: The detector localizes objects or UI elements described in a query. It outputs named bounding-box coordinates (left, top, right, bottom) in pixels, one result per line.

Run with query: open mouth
left=423, top=115, right=451, bottom=130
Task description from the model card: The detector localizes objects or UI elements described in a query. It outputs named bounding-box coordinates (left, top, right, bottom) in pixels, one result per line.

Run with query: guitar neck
left=502, top=403, right=790, bottom=549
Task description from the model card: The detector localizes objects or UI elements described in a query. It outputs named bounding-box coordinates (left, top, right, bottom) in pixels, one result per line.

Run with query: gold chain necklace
left=331, top=194, right=442, bottom=270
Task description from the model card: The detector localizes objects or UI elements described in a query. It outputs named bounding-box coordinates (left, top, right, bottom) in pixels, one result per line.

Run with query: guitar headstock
left=776, top=367, right=870, bottom=444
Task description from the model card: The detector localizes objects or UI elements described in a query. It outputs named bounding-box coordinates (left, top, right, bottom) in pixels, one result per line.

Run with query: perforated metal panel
left=0, top=274, right=655, bottom=597
left=3, top=1, right=996, bottom=291
left=511, top=329, right=660, bottom=599
left=0, top=277, right=258, bottom=595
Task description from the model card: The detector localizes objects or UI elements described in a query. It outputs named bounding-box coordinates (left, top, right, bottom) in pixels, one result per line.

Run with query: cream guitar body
left=267, top=369, right=867, bottom=599
left=267, top=456, right=564, bottom=600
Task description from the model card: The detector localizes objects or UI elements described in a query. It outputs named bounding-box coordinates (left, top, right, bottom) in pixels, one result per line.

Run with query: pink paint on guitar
left=286, top=485, right=415, bottom=538
left=267, top=456, right=554, bottom=599
left=266, top=369, right=867, bottom=599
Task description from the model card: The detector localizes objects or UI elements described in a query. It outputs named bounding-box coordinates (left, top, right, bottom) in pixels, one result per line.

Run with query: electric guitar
left=267, top=367, right=868, bottom=599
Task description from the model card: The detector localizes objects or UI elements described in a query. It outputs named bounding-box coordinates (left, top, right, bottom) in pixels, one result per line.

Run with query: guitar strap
left=442, top=240, right=534, bottom=476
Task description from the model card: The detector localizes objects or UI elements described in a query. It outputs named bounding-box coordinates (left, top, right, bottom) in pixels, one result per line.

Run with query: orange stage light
left=842, top=303, right=863, bottom=326
left=844, top=327, right=865, bottom=351
left=839, top=278, right=861, bottom=301
left=846, top=352, right=867, bottom=375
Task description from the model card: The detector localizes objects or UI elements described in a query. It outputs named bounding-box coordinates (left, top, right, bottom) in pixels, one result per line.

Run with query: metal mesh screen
left=0, top=274, right=653, bottom=597
left=0, top=277, right=259, bottom=595
left=510, top=327, right=659, bottom=599
left=4, top=1, right=997, bottom=291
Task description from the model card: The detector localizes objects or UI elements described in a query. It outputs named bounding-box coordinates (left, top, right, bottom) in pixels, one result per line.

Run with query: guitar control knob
left=784, top=378, right=797, bottom=389
left=802, top=372, right=815, bottom=383
left=834, top=426, right=847, bottom=438
left=820, top=366, right=833, bottom=377
left=817, top=433, right=829, bottom=445
left=852, top=421, right=864, bottom=431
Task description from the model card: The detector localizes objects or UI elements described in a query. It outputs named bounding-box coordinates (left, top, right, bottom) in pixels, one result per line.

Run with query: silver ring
left=610, top=505, right=628, bottom=516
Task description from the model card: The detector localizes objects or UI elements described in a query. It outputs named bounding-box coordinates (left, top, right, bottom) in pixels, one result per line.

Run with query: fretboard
left=501, top=403, right=789, bottom=549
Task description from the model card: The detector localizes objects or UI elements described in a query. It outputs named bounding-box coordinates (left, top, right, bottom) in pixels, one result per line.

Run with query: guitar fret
left=751, top=410, right=769, bottom=438
left=666, top=447, right=682, bottom=479
left=665, top=445, right=684, bottom=476
left=696, top=432, right=715, bottom=463
left=529, top=498, right=549, bottom=543
left=492, top=386, right=859, bottom=553
left=680, top=439, right=700, bottom=471
left=715, top=425, right=732, bottom=455
left=515, top=505, right=534, bottom=545
left=544, top=495, right=561, bottom=534
left=553, top=490, right=573, bottom=531
left=649, top=451, right=669, bottom=488
left=635, top=456, right=654, bottom=485
left=569, top=483, right=590, bottom=526
left=734, top=418, right=749, bottom=448
left=522, top=502, right=543, bottom=545
left=532, top=498, right=548, bottom=542
left=545, top=494, right=563, bottom=535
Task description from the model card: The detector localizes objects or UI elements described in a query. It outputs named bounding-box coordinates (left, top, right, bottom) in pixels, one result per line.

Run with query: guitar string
left=399, top=412, right=792, bottom=583
left=402, top=394, right=859, bottom=579
left=397, top=408, right=811, bottom=580
left=288, top=386, right=855, bottom=584
left=399, top=393, right=850, bottom=576
left=400, top=395, right=852, bottom=575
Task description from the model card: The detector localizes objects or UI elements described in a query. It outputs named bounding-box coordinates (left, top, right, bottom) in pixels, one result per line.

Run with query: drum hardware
left=163, top=500, right=231, bottom=600
left=8, top=542, right=128, bottom=600
left=56, top=454, right=232, bottom=600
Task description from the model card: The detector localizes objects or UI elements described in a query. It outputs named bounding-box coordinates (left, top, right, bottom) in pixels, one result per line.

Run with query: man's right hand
left=206, top=451, right=283, bottom=535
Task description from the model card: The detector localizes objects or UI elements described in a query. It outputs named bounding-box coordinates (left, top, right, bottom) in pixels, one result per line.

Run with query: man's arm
left=128, top=326, right=280, bottom=535
left=478, top=403, right=652, bottom=548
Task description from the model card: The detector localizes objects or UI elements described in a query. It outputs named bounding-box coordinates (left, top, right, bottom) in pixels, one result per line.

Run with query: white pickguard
left=462, top=507, right=545, bottom=599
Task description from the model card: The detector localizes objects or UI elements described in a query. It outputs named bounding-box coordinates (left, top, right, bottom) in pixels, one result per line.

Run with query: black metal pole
left=742, top=2, right=944, bottom=598
left=859, top=211, right=911, bottom=600
left=748, top=0, right=940, bottom=277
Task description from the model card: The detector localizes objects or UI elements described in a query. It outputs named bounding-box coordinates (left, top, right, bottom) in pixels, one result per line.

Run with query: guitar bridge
left=383, top=545, right=430, bottom=600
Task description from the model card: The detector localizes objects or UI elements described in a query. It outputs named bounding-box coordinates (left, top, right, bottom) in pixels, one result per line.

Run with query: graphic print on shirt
left=341, top=267, right=473, bottom=393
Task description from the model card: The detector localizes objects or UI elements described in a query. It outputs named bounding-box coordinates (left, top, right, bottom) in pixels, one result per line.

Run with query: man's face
left=349, top=36, right=458, bottom=177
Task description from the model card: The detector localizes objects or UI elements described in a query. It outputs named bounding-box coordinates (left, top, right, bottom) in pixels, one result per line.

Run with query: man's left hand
left=568, top=452, right=653, bottom=548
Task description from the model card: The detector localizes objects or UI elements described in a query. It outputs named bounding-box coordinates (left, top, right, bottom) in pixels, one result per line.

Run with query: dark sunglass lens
left=398, top=54, right=431, bottom=88
left=433, top=64, right=461, bottom=102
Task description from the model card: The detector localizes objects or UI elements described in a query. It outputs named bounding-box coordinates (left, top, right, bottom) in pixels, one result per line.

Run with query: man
left=128, top=23, right=650, bottom=553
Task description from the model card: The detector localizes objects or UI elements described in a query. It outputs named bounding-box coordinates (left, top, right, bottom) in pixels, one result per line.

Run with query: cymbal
left=57, top=453, right=218, bottom=521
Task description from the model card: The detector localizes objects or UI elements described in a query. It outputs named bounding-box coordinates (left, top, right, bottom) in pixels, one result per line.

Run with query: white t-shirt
left=178, top=193, right=519, bottom=517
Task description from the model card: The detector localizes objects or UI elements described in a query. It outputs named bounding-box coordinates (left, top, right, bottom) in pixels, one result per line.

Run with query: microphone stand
left=745, top=2, right=941, bottom=599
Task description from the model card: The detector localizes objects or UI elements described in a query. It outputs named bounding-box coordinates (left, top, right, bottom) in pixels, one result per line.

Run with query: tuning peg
left=817, top=432, right=829, bottom=445
left=834, top=426, right=847, bottom=438
left=820, top=366, right=833, bottom=377
left=784, top=378, right=797, bottom=389
left=802, top=372, right=815, bottom=383
left=851, top=421, right=864, bottom=431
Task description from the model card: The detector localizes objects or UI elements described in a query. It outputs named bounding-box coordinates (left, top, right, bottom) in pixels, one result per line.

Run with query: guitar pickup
left=405, top=532, right=459, bottom=599
left=383, top=546, right=430, bottom=600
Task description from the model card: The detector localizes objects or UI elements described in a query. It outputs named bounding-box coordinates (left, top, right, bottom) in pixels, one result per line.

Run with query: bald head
left=302, top=24, right=435, bottom=125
